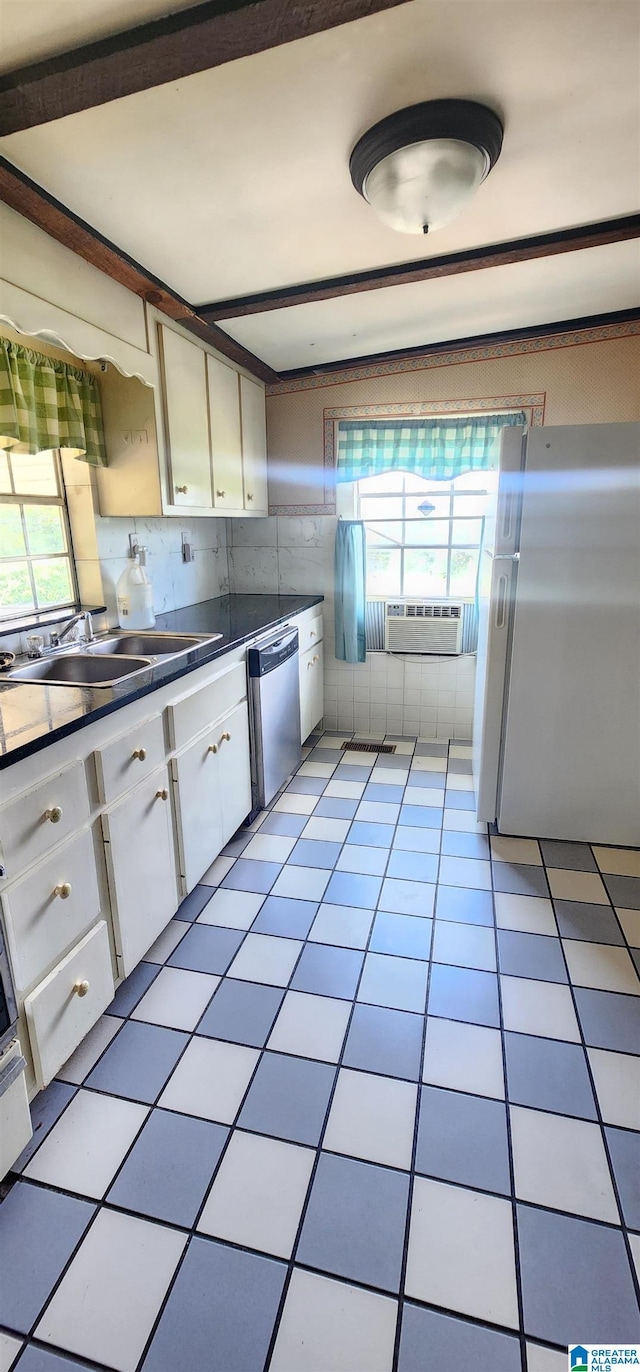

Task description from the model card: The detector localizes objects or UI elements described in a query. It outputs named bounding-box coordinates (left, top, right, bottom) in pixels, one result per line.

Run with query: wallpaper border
left=266, top=319, right=640, bottom=397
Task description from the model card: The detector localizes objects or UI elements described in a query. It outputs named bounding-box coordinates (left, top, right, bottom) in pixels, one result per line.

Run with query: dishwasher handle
left=248, top=627, right=299, bottom=677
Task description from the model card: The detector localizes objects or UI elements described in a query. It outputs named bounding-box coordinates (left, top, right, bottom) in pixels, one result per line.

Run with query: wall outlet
left=181, top=533, right=194, bottom=563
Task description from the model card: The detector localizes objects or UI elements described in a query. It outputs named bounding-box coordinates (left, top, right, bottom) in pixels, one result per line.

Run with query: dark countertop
left=0, top=594, right=323, bottom=771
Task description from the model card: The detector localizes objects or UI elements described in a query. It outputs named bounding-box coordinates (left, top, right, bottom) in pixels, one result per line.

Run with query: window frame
left=0, top=448, right=79, bottom=621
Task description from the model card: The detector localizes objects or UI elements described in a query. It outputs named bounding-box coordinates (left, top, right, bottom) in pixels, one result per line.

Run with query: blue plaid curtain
left=336, top=413, right=525, bottom=484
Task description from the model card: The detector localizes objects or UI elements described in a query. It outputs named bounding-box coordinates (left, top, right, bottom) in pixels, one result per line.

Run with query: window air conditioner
left=384, top=601, right=463, bottom=654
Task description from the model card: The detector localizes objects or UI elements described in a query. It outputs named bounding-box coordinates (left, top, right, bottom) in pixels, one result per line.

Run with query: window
left=0, top=448, right=77, bottom=619
left=356, top=467, right=498, bottom=599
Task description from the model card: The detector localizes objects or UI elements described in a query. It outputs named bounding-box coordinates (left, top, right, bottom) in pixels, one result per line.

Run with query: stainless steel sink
left=7, top=654, right=152, bottom=686
left=88, top=632, right=218, bottom=657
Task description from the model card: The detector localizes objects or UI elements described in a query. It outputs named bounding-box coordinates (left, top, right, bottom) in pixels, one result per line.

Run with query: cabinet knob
left=246, top=492, right=254, bottom=502
left=310, top=630, right=316, bottom=638
left=207, top=743, right=218, bottom=755
left=132, top=748, right=146, bottom=761
left=44, top=806, right=63, bottom=824
left=54, top=882, right=72, bottom=900
left=155, top=788, right=169, bottom=800
left=175, top=485, right=188, bottom=495
left=221, top=731, right=231, bottom=743
left=312, top=655, right=319, bottom=664
left=73, top=979, right=90, bottom=997
left=216, top=490, right=226, bottom=498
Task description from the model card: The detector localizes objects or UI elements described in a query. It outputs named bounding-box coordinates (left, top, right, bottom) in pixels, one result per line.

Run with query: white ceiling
left=0, top=0, right=638, bottom=370
left=0, top=0, right=203, bottom=75
left=222, top=240, right=640, bottom=371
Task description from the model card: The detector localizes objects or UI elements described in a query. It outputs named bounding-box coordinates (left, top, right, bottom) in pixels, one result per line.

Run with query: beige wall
left=266, top=331, right=640, bottom=509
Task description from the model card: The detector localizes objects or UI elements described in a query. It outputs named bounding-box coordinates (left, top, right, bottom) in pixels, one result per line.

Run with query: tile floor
left=1, top=730, right=640, bottom=1372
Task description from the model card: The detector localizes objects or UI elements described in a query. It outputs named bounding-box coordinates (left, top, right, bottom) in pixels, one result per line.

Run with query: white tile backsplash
left=92, top=511, right=229, bottom=625
left=226, top=514, right=476, bottom=739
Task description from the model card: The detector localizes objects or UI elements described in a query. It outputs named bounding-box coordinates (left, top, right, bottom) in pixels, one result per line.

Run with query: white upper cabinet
left=208, top=355, right=244, bottom=511
left=240, top=374, right=269, bottom=514
left=158, top=324, right=213, bottom=509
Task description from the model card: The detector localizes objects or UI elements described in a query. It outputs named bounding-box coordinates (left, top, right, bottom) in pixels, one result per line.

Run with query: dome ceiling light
left=349, top=99, right=504, bottom=235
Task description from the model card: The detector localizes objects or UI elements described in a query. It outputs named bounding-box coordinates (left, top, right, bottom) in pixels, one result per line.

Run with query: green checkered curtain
left=0, top=338, right=107, bottom=466
left=337, top=413, right=525, bottom=483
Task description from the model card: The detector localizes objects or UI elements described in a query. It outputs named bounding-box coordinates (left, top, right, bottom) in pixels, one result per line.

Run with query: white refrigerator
left=473, top=421, right=640, bottom=846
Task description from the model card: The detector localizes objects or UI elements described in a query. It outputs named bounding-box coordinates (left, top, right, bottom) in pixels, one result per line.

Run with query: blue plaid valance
left=336, top=413, right=525, bottom=484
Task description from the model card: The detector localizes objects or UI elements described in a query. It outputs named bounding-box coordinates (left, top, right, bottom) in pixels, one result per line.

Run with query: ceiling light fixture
left=350, top=99, right=503, bottom=235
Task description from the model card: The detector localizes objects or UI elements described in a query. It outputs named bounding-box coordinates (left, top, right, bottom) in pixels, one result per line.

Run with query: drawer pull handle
left=216, top=490, right=226, bottom=498
left=54, top=882, right=72, bottom=900
left=44, top=806, right=63, bottom=824
left=175, top=485, right=188, bottom=495
left=207, top=743, right=218, bottom=755
left=246, top=492, right=254, bottom=502
left=73, top=979, right=90, bottom=998
left=220, top=731, right=231, bottom=743
left=132, top=748, right=147, bottom=761
left=155, top=788, right=169, bottom=800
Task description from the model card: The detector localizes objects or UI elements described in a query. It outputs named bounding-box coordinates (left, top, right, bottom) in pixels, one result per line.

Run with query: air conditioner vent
left=405, top=603, right=461, bottom=619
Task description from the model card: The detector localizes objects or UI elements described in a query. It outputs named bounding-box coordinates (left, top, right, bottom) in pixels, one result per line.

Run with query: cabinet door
left=300, top=642, right=324, bottom=743
left=214, top=702, right=252, bottom=845
left=208, top=356, right=243, bottom=511
left=171, top=732, right=225, bottom=893
left=102, top=766, right=179, bottom=975
left=240, top=374, right=268, bottom=513
left=159, top=325, right=213, bottom=508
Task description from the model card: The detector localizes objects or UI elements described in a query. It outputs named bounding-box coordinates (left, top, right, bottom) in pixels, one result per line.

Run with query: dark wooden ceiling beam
left=274, top=307, right=640, bottom=383
left=199, top=215, right=640, bottom=320
left=0, top=0, right=409, bottom=136
left=0, top=156, right=278, bottom=383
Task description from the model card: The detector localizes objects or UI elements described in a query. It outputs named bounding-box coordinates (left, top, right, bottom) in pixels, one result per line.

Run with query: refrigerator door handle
left=495, top=575, right=509, bottom=629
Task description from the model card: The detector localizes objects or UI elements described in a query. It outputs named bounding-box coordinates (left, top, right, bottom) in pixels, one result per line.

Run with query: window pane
left=24, top=504, right=67, bottom=556
left=450, top=550, right=479, bottom=596
left=366, top=548, right=401, bottom=596
left=405, top=473, right=453, bottom=493
left=9, top=451, right=59, bottom=496
left=404, top=518, right=450, bottom=548
left=453, top=469, right=498, bottom=492
left=360, top=496, right=403, bottom=520
left=366, top=521, right=403, bottom=547
left=33, top=558, right=74, bottom=608
left=404, top=549, right=448, bottom=596
left=453, top=493, right=490, bottom=517
left=0, top=504, right=27, bottom=557
left=405, top=494, right=450, bottom=522
left=0, top=562, right=34, bottom=615
left=0, top=451, right=11, bottom=493
left=452, top=518, right=483, bottom=546
left=359, top=472, right=404, bottom=494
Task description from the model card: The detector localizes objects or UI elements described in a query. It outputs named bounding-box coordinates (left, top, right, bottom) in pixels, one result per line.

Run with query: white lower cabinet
left=24, top=922, right=114, bottom=1088
left=1, top=827, right=101, bottom=994
left=101, top=765, right=180, bottom=976
left=300, top=641, right=324, bottom=742
left=172, top=701, right=251, bottom=892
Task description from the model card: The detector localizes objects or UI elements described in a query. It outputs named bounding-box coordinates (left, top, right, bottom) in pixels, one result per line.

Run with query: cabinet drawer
left=167, top=663, right=246, bottom=751
left=95, top=714, right=165, bottom=805
left=298, top=610, right=324, bottom=655
left=0, top=761, right=90, bottom=880
left=24, top=921, right=114, bottom=1089
left=2, top=827, right=101, bottom=994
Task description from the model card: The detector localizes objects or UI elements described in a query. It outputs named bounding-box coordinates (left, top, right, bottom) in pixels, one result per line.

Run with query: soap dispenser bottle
left=116, top=546, right=155, bottom=630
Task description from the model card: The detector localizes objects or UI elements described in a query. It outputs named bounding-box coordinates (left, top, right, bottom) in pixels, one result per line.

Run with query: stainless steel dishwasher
left=248, top=625, right=301, bottom=814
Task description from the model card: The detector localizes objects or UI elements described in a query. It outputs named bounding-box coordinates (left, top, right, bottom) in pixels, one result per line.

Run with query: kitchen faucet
left=49, top=611, right=95, bottom=649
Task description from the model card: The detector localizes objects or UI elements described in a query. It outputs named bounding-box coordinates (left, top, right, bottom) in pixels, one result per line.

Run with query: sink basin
left=88, top=633, right=217, bottom=657
left=7, top=654, right=152, bottom=686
